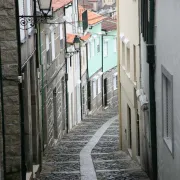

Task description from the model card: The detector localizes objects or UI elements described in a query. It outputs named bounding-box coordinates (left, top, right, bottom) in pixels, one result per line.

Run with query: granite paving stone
left=94, top=159, right=139, bottom=170
left=91, top=152, right=129, bottom=161
left=38, top=108, right=149, bottom=180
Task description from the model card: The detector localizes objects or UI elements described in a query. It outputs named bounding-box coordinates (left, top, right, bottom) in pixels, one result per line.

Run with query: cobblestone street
left=39, top=109, right=149, bottom=180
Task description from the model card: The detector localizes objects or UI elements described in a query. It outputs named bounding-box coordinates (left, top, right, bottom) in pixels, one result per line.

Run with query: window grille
left=162, top=65, right=173, bottom=154
left=113, top=75, right=118, bottom=90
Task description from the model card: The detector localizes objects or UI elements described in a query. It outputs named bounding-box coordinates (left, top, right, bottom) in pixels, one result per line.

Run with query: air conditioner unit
left=139, top=95, right=148, bottom=111
left=136, top=89, right=144, bottom=99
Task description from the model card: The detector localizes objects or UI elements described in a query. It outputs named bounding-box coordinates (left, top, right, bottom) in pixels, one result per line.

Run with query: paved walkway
left=39, top=109, right=149, bottom=180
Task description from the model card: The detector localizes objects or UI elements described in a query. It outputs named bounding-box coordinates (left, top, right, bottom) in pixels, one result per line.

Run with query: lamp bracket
left=19, top=13, right=53, bottom=30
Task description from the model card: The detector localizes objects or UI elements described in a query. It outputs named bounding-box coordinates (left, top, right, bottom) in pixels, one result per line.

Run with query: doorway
left=87, top=81, right=91, bottom=110
left=53, top=88, right=58, bottom=139
left=137, top=113, right=140, bottom=156
left=61, top=77, right=65, bottom=130
left=127, top=105, right=132, bottom=149
left=104, top=78, right=108, bottom=107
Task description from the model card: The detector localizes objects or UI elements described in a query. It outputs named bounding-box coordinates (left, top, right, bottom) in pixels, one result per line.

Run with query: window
left=91, top=40, right=95, bottom=56
left=59, top=24, right=63, bottom=48
left=122, top=42, right=125, bottom=66
left=27, top=0, right=32, bottom=34
left=141, top=0, right=148, bottom=41
left=46, top=35, right=51, bottom=65
left=51, top=30, right=55, bottom=60
left=162, top=66, right=173, bottom=153
left=93, top=80, right=97, bottom=98
left=82, top=86, right=85, bottom=114
left=127, top=47, right=130, bottom=72
left=104, top=41, right=108, bottom=57
left=19, top=0, right=25, bottom=42
left=98, top=78, right=101, bottom=94
left=97, top=37, right=100, bottom=53
left=133, top=45, right=137, bottom=81
left=113, top=75, right=118, bottom=90
left=114, top=38, right=117, bottom=52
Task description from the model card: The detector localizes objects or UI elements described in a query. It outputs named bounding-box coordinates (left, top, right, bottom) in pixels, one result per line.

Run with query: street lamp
left=65, top=36, right=81, bottom=58
left=37, top=0, right=53, bottom=16
left=73, top=35, right=81, bottom=51
left=19, top=0, right=53, bottom=30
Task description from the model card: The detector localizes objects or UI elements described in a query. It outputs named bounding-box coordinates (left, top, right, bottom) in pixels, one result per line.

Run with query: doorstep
left=33, top=164, right=40, bottom=179
left=26, top=172, right=32, bottom=180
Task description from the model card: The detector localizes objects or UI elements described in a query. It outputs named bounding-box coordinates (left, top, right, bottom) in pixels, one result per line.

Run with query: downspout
left=38, top=23, right=44, bottom=155
left=101, top=35, right=104, bottom=108
left=79, top=48, right=83, bottom=118
left=15, top=0, right=26, bottom=179
left=147, top=0, right=157, bottom=179
left=37, top=24, right=44, bottom=173
left=0, top=47, right=6, bottom=179
left=34, top=0, right=39, bottom=68
left=116, top=0, right=122, bottom=149
left=64, top=7, right=69, bottom=133
left=86, top=43, right=90, bottom=111
left=77, top=0, right=83, bottom=119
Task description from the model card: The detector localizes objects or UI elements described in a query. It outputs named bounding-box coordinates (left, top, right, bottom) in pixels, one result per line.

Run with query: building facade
left=65, top=0, right=82, bottom=130
left=117, top=0, right=141, bottom=165
left=154, top=1, right=180, bottom=179
left=40, top=5, right=67, bottom=148
left=0, top=0, right=42, bottom=179
left=79, top=6, right=118, bottom=114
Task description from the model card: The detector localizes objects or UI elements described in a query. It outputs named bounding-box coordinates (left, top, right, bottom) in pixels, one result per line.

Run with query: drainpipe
left=146, top=0, right=157, bottom=179
left=85, top=43, right=90, bottom=111
left=101, top=34, right=104, bottom=108
left=64, top=7, right=69, bottom=133
left=0, top=47, right=6, bottom=179
left=37, top=23, right=45, bottom=172
left=38, top=24, right=44, bottom=149
left=116, top=0, right=122, bottom=149
left=15, top=0, right=26, bottom=179
left=79, top=48, right=83, bottom=119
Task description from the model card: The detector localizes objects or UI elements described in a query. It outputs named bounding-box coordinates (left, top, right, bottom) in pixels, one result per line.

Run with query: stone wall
left=81, top=72, right=88, bottom=119
left=0, top=0, right=21, bottom=179
left=40, top=8, right=67, bottom=148
left=103, top=66, right=118, bottom=109
left=89, top=69, right=103, bottom=114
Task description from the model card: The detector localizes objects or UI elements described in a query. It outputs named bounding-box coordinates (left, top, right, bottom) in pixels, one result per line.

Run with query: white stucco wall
left=119, top=0, right=140, bottom=160
left=66, top=0, right=81, bottom=130
left=155, top=0, right=180, bottom=179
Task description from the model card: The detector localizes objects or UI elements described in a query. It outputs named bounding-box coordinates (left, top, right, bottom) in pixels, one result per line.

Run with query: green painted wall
left=103, top=30, right=117, bottom=72
left=88, top=23, right=102, bottom=77
left=87, top=23, right=117, bottom=77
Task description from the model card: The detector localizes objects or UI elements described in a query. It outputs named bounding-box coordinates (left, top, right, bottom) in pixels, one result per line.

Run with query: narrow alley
left=39, top=109, right=149, bottom=180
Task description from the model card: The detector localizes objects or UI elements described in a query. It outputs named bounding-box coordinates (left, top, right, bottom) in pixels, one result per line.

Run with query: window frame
left=97, top=78, right=101, bottom=94
left=92, top=80, right=97, bottom=99
left=113, top=75, right=118, bottom=90
left=126, top=47, right=130, bottom=73
left=97, top=36, right=100, bottom=53
left=51, top=29, right=55, bottom=61
left=161, top=65, right=174, bottom=156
